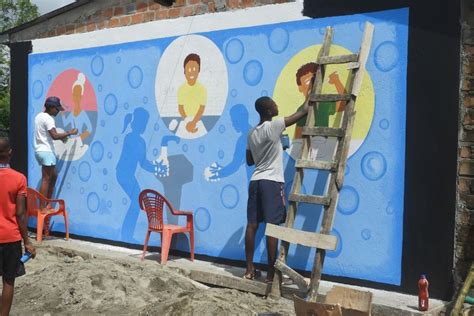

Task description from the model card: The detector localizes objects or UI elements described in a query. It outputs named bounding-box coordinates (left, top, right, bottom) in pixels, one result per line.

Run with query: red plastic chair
left=26, top=187, right=69, bottom=242
left=139, top=189, right=194, bottom=264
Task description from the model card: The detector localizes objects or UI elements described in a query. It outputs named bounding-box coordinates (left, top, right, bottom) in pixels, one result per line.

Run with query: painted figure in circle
left=116, top=108, right=155, bottom=242
left=176, top=53, right=208, bottom=138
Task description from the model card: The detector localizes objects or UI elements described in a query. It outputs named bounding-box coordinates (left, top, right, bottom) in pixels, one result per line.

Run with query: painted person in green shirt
left=293, top=62, right=347, bottom=140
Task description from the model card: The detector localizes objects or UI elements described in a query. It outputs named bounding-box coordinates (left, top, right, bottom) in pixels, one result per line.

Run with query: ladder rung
left=302, top=126, right=345, bottom=137
left=288, top=193, right=330, bottom=206
left=265, top=224, right=337, bottom=250
left=274, top=260, right=308, bottom=291
left=295, top=159, right=336, bottom=171
left=309, top=93, right=351, bottom=102
left=318, top=54, right=359, bottom=65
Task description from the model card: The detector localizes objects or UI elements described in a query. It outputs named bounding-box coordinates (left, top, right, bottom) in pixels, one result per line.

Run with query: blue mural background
left=28, top=8, right=408, bottom=285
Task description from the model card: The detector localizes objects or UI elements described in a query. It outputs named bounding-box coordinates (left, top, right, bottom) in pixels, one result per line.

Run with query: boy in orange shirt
left=0, top=137, right=36, bottom=315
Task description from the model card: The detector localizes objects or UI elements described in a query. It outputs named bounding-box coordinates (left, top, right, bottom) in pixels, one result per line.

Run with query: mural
left=28, top=6, right=408, bottom=285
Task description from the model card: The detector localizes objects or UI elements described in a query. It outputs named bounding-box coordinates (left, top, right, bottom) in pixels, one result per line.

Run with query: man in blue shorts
left=34, top=96, right=78, bottom=202
left=245, top=96, right=310, bottom=282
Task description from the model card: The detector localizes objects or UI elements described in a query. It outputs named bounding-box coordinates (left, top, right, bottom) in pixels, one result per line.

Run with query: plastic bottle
left=20, top=251, right=32, bottom=263
left=418, top=274, right=429, bottom=311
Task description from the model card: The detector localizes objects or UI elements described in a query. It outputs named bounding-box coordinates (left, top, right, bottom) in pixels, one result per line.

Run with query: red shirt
left=0, top=167, right=26, bottom=243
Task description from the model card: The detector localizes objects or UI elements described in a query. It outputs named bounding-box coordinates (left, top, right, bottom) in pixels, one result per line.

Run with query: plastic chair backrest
left=26, top=188, right=42, bottom=216
left=139, top=189, right=173, bottom=231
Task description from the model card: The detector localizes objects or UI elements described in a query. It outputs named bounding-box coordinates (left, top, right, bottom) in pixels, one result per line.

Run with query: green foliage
left=0, top=0, right=39, bottom=130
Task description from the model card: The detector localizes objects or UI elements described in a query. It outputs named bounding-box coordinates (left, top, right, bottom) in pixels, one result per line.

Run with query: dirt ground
left=10, top=242, right=295, bottom=315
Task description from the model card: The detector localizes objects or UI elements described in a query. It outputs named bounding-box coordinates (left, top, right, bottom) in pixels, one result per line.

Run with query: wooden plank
left=302, top=126, right=345, bottom=137
left=347, top=62, right=360, bottom=70
left=318, top=54, right=359, bottom=65
left=294, top=295, right=343, bottom=316
left=265, top=224, right=337, bottom=250
left=325, top=285, right=373, bottom=315
left=189, top=270, right=270, bottom=296
left=295, top=159, right=336, bottom=171
left=309, top=93, right=351, bottom=102
left=274, top=260, right=308, bottom=291
left=352, top=22, right=374, bottom=97
left=288, top=193, right=330, bottom=206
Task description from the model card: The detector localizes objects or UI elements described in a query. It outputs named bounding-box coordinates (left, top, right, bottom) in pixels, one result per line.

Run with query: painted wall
left=28, top=3, right=408, bottom=285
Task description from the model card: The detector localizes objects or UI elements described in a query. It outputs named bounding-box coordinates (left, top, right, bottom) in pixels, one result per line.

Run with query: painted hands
left=204, top=162, right=222, bottom=182
left=328, top=71, right=340, bottom=85
left=154, top=146, right=170, bottom=177
left=186, top=120, right=198, bottom=133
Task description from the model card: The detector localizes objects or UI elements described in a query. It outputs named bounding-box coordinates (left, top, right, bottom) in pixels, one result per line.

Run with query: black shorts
left=0, top=241, right=23, bottom=280
left=247, top=180, right=286, bottom=224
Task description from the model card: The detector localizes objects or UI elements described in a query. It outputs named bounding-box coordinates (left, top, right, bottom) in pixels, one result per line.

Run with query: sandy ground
left=10, top=242, right=295, bottom=315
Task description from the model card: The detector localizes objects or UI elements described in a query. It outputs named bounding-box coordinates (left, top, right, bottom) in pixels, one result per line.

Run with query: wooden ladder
left=265, top=22, right=374, bottom=301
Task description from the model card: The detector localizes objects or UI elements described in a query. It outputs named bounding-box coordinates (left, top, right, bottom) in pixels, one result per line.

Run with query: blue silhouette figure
left=116, top=108, right=155, bottom=243
left=208, top=104, right=253, bottom=182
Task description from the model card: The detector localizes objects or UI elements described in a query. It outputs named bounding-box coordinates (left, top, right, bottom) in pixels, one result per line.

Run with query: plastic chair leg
left=63, top=212, right=69, bottom=240
left=189, top=230, right=194, bottom=261
left=37, top=215, right=44, bottom=242
left=160, top=230, right=172, bottom=265
left=141, top=230, right=151, bottom=261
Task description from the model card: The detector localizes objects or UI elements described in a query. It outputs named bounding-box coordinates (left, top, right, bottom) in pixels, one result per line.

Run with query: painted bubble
left=128, top=66, right=143, bottom=89
left=153, top=148, right=159, bottom=156
left=268, top=28, right=289, bottom=53
left=87, top=192, right=100, bottom=213
left=100, top=120, right=106, bottom=127
left=337, top=185, right=359, bottom=215
left=71, top=166, right=77, bottom=174
left=104, top=93, right=118, bottom=115
left=225, top=38, right=244, bottom=64
left=182, top=144, right=188, bottom=152
left=221, top=184, right=239, bottom=209
left=107, top=152, right=112, bottom=159
left=102, top=168, right=108, bottom=175
left=103, top=184, right=108, bottom=191
left=107, top=200, right=112, bottom=208
left=143, top=96, right=148, bottom=104
left=124, top=102, right=129, bottom=110
left=78, top=161, right=91, bottom=182
left=261, top=90, right=268, bottom=96
left=122, top=197, right=128, bottom=205
left=47, top=74, right=52, bottom=81
left=116, top=56, right=121, bottom=64
left=199, top=145, right=205, bottom=153
left=374, top=41, right=399, bottom=72
left=154, top=123, right=160, bottom=131
left=80, top=187, right=84, bottom=194
left=218, top=125, right=226, bottom=134
left=379, top=119, right=389, bottom=130
left=361, top=229, right=371, bottom=240
left=361, top=151, right=387, bottom=181
left=91, top=55, right=104, bottom=76
left=218, top=150, right=225, bottom=159
left=113, top=137, right=119, bottom=144
left=194, top=207, right=211, bottom=232
left=98, top=84, right=103, bottom=92
left=386, top=201, right=396, bottom=215
left=90, top=141, right=104, bottom=162
left=243, top=60, right=263, bottom=86
left=326, top=228, right=343, bottom=258
left=231, top=89, right=238, bottom=97
left=32, top=80, right=43, bottom=99
left=66, top=182, right=71, bottom=189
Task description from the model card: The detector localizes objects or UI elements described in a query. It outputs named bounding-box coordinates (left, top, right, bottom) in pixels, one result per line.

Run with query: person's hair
left=255, top=96, right=273, bottom=117
left=0, top=137, right=11, bottom=161
left=296, top=62, right=318, bottom=85
left=183, top=53, right=201, bottom=69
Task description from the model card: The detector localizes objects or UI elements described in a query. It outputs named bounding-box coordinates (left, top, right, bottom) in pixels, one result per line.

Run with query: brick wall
left=456, top=0, right=474, bottom=291
left=8, top=0, right=291, bottom=41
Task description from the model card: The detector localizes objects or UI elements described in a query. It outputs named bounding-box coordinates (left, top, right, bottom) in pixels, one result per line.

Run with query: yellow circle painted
left=273, top=44, right=375, bottom=157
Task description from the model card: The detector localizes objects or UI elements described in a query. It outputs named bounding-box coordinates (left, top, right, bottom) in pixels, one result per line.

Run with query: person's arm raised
left=284, top=100, right=310, bottom=127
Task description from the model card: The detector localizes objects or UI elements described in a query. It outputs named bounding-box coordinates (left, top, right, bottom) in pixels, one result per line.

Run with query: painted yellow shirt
left=178, top=82, right=207, bottom=118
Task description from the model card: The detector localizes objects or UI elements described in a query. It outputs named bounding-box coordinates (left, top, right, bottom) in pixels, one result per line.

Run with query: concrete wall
left=456, top=0, right=474, bottom=291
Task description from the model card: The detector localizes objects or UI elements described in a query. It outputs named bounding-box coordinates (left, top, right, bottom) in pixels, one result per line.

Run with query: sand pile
left=11, top=245, right=295, bottom=315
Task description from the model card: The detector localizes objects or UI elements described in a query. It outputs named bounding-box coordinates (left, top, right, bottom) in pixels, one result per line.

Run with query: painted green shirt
left=296, top=101, right=336, bottom=127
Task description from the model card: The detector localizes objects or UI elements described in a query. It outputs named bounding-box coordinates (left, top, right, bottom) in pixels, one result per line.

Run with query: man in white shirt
left=34, top=96, right=78, bottom=202
left=245, top=96, right=310, bottom=282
